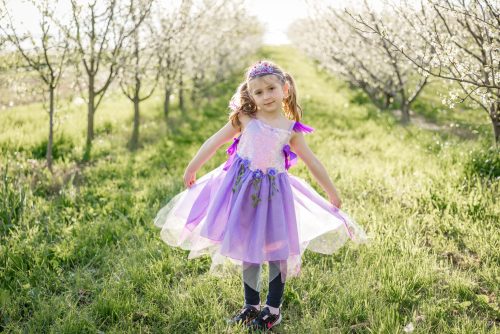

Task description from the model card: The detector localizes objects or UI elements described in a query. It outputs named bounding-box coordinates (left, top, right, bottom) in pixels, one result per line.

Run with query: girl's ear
left=283, top=81, right=290, bottom=98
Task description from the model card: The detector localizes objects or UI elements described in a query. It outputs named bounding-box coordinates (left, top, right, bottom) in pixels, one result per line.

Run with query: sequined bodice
left=237, top=118, right=293, bottom=174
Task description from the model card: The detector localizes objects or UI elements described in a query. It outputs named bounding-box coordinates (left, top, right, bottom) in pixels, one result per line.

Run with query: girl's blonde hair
left=228, top=60, right=303, bottom=129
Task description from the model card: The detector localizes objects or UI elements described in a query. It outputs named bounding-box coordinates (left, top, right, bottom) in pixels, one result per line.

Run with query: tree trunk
left=398, top=88, right=410, bottom=124
left=164, top=87, right=171, bottom=120
left=85, top=75, right=95, bottom=160
left=384, top=93, right=393, bottom=109
left=401, top=101, right=410, bottom=124
left=179, top=72, right=185, bottom=114
left=490, top=102, right=500, bottom=144
left=130, top=97, right=140, bottom=150
left=46, top=86, right=54, bottom=172
left=191, top=74, right=199, bottom=105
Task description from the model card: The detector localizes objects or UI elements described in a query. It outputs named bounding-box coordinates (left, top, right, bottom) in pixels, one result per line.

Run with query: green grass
left=0, top=45, right=498, bottom=333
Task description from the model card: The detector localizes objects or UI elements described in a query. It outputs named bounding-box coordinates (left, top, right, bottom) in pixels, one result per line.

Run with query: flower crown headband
left=247, top=61, right=283, bottom=80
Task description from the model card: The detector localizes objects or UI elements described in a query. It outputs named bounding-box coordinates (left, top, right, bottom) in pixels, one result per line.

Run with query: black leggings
left=243, top=262, right=285, bottom=308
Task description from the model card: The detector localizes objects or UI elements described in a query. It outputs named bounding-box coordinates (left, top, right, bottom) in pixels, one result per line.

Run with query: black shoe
left=247, top=306, right=282, bottom=331
left=227, top=304, right=260, bottom=325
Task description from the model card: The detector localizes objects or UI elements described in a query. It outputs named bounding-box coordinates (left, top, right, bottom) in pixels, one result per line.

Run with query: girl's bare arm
left=184, top=121, right=240, bottom=187
left=289, top=131, right=342, bottom=208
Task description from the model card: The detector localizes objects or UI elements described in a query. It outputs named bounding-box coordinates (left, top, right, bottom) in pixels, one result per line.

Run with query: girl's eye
left=270, top=87, right=275, bottom=90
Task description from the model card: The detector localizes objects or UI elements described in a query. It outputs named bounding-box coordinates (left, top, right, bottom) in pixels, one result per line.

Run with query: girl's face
left=248, top=75, right=289, bottom=114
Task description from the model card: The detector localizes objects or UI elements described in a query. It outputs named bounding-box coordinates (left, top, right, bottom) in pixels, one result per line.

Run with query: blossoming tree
left=350, top=0, right=499, bottom=143
left=290, top=1, right=429, bottom=123
left=1, top=0, right=69, bottom=171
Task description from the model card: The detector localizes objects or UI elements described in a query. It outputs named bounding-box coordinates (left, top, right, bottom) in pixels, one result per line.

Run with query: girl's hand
left=183, top=167, right=197, bottom=188
left=328, top=194, right=342, bottom=209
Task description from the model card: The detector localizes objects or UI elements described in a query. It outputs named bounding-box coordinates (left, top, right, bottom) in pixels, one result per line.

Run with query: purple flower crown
left=247, top=61, right=279, bottom=79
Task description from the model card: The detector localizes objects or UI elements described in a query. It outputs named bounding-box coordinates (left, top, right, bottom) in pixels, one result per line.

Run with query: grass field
left=0, top=45, right=498, bottom=333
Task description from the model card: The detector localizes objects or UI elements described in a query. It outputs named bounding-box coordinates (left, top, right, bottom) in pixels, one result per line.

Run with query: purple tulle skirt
left=154, top=154, right=367, bottom=291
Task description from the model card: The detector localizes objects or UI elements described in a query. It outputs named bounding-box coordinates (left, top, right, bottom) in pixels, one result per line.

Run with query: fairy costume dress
left=154, top=116, right=367, bottom=291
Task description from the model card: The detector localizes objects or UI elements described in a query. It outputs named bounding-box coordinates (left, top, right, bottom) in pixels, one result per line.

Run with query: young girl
left=154, top=60, right=366, bottom=330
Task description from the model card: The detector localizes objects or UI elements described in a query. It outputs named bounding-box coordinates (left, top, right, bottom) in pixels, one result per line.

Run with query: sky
left=244, top=0, right=387, bottom=45
left=244, top=0, right=311, bottom=45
